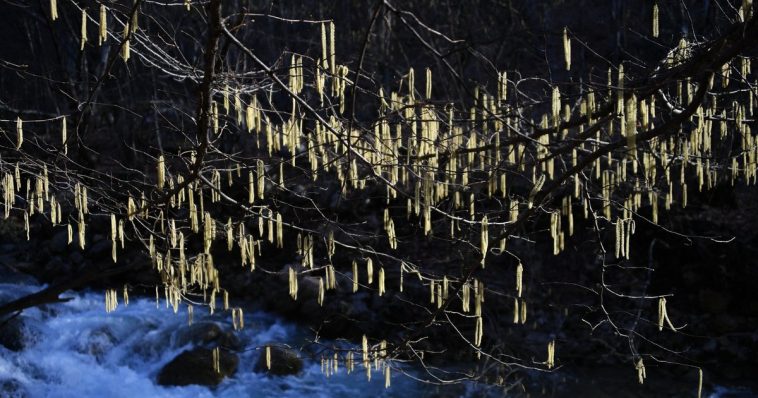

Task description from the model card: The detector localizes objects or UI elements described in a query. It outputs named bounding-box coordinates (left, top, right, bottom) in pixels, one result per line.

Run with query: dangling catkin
left=563, top=27, right=571, bottom=71
left=121, top=23, right=131, bottom=61
left=318, top=277, right=325, bottom=305
left=80, top=9, right=87, bottom=51
left=636, top=358, right=646, bottom=384
left=352, top=260, right=359, bottom=292
left=652, top=2, right=660, bottom=38
left=425, top=67, right=432, bottom=99
left=384, top=365, right=391, bottom=388
left=157, top=155, right=165, bottom=191
left=547, top=340, right=556, bottom=369
left=378, top=267, right=385, bottom=296
left=329, top=21, right=336, bottom=77
left=99, top=5, right=107, bottom=45
left=288, top=266, right=298, bottom=300
left=266, top=346, right=272, bottom=370
left=366, top=258, right=373, bottom=285
left=480, top=216, right=488, bottom=267
left=321, top=23, right=328, bottom=70
left=15, top=117, right=22, bottom=149
left=516, top=263, right=523, bottom=297
left=50, top=0, right=58, bottom=20
left=60, top=116, right=67, bottom=154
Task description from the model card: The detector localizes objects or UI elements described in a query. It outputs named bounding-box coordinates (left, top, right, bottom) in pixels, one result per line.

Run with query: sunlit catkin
left=546, top=340, right=556, bottom=369
left=121, top=23, right=131, bottom=61
left=480, top=216, right=488, bottom=267
left=99, top=5, right=107, bottom=45
left=110, top=214, right=117, bottom=263
left=257, top=160, right=265, bottom=199
left=563, top=27, right=571, bottom=71
left=265, top=346, right=272, bottom=370
left=652, top=2, right=660, bottom=38
left=320, top=23, right=329, bottom=70
left=288, top=266, right=298, bottom=300
left=636, top=358, right=646, bottom=384
left=15, top=117, right=22, bottom=149
left=366, top=258, right=374, bottom=285
left=329, top=21, right=336, bottom=77
left=425, top=67, right=432, bottom=99
left=318, top=277, right=325, bottom=306
left=50, top=0, right=57, bottom=20
left=516, top=263, right=524, bottom=297
left=378, top=267, right=385, bottom=296
left=80, top=9, right=87, bottom=51
left=157, top=155, right=165, bottom=191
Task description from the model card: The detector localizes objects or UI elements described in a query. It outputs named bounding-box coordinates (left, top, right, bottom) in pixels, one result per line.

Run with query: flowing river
left=0, top=282, right=493, bottom=398
left=1, top=281, right=754, bottom=397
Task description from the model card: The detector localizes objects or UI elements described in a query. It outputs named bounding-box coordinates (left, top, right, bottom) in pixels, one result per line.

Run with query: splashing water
left=0, top=283, right=489, bottom=398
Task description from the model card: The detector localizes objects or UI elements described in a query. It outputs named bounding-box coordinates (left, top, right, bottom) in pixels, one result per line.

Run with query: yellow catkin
left=362, top=335, right=369, bottom=366
left=99, top=5, right=107, bottom=45
left=78, top=212, right=86, bottom=249
left=352, top=260, right=359, bottom=292
left=61, top=116, right=67, bottom=154
left=23, top=211, right=29, bottom=240
left=636, top=358, right=646, bottom=384
left=121, top=23, right=131, bottom=61
left=329, top=21, right=336, bottom=77
left=318, top=277, right=325, bottom=306
left=15, top=117, right=22, bottom=149
left=366, top=258, right=373, bottom=285
left=157, top=155, right=165, bottom=191
left=266, top=346, right=272, bottom=370
left=212, top=347, right=220, bottom=373
left=110, top=214, right=117, bottom=263
left=652, top=2, right=660, bottom=38
left=321, top=23, right=328, bottom=70
left=257, top=160, right=265, bottom=199
left=516, top=263, right=523, bottom=297
left=425, top=67, right=432, bottom=99
left=513, top=298, right=519, bottom=323
left=288, top=266, right=298, bottom=300
left=563, top=27, right=571, bottom=71
left=480, top=216, right=488, bottom=267
left=80, top=9, right=87, bottom=51
left=275, top=212, right=283, bottom=248
left=50, top=0, right=58, bottom=20
left=378, top=268, right=385, bottom=296
left=547, top=340, right=555, bottom=369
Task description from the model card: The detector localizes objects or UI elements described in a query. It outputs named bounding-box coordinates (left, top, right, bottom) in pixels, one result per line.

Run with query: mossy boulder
left=157, top=348, right=239, bottom=386
left=254, top=345, right=303, bottom=376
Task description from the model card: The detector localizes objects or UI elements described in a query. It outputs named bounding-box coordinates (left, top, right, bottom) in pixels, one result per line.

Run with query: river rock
left=0, top=317, right=31, bottom=351
left=157, top=348, right=239, bottom=386
left=0, top=379, right=27, bottom=398
left=49, top=229, right=69, bottom=254
left=78, top=327, right=116, bottom=362
left=254, top=345, right=303, bottom=376
left=85, top=239, right=111, bottom=260
left=174, top=321, right=240, bottom=350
